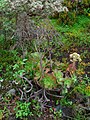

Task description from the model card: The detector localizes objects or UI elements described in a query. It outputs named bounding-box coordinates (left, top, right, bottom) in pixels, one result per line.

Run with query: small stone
left=0, top=79, right=4, bottom=82
left=7, top=89, right=16, bottom=96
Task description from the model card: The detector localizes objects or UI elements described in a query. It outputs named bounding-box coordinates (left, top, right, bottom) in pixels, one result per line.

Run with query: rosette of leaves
left=54, top=70, right=64, bottom=85
left=40, top=75, right=57, bottom=89
left=54, top=70, right=77, bottom=89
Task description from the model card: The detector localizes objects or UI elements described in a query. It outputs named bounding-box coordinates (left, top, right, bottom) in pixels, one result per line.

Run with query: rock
left=7, top=89, right=16, bottom=96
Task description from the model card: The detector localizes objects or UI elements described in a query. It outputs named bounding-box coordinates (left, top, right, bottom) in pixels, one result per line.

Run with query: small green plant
left=14, top=101, right=32, bottom=119
left=41, top=75, right=57, bottom=89
left=57, top=11, right=77, bottom=26
left=0, top=106, right=10, bottom=119
left=83, top=74, right=90, bottom=84
left=75, top=84, right=90, bottom=97
left=60, top=97, right=72, bottom=106
left=31, top=99, right=42, bottom=117
left=74, top=105, right=86, bottom=120
left=49, top=108, right=62, bottom=120
left=74, top=75, right=90, bottom=96
left=53, top=110, right=62, bottom=120
left=49, top=107, right=62, bottom=120
left=54, top=70, right=63, bottom=85
left=0, top=110, right=3, bottom=120
left=85, top=85, right=90, bottom=96
left=12, top=57, right=35, bottom=84
left=50, top=0, right=90, bottom=26
left=84, top=8, right=90, bottom=16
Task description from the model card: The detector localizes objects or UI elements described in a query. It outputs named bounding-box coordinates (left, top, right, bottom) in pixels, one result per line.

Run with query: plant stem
left=40, top=53, right=44, bottom=78
left=49, top=49, right=52, bottom=71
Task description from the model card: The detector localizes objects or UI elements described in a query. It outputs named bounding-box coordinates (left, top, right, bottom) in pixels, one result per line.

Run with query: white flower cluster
left=30, top=1, right=43, bottom=12
left=7, top=0, right=68, bottom=15
left=51, top=1, right=68, bottom=12
left=70, top=52, right=82, bottom=62
left=8, top=0, right=28, bottom=9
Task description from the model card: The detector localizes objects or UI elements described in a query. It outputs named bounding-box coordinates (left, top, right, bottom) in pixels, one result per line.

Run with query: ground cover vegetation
left=0, top=0, right=90, bottom=119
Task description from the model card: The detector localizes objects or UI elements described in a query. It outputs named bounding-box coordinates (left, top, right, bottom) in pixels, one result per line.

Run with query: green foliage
left=72, top=75, right=90, bottom=96
left=51, top=0, right=90, bottom=26
left=0, top=110, right=3, bottom=120
left=0, top=0, right=16, bottom=49
left=84, top=8, right=90, bottom=16
left=53, top=110, right=62, bottom=120
left=50, top=15, right=90, bottom=49
left=74, top=106, right=86, bottom=120
left=76, top=84, right=90, bottom=97
left=60, top=98, right=73, bottom=106
left=0, top=50, right=36, bottom=87
left=0, top=106, right=10, bottom=119
left=14, top=102, right=32, bottom=119
left=41, top=75, right=57, bottom=89
left=57, top=11, right=77, bottom=25
left=63, top=0, right=90, bottom=11
left=61, top=75, right=77, bottom=95
left=31, top=99, right=42, bottom=117
left=49, top=107, right=62, bottom=120
left=0, top=50, right=19, bottom=82
left=54, top=70, right=63, bottom=85
left=0, top=0, right=8, bottom=10
left=84, top=85, right=90, bottom=96
left=51, top=10, right=77, bottom=26
left=55, top=71, right=78, bottom=93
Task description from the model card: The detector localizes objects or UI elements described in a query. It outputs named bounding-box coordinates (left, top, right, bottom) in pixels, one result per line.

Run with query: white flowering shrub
left=5, top=0, right=68, bottom=16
